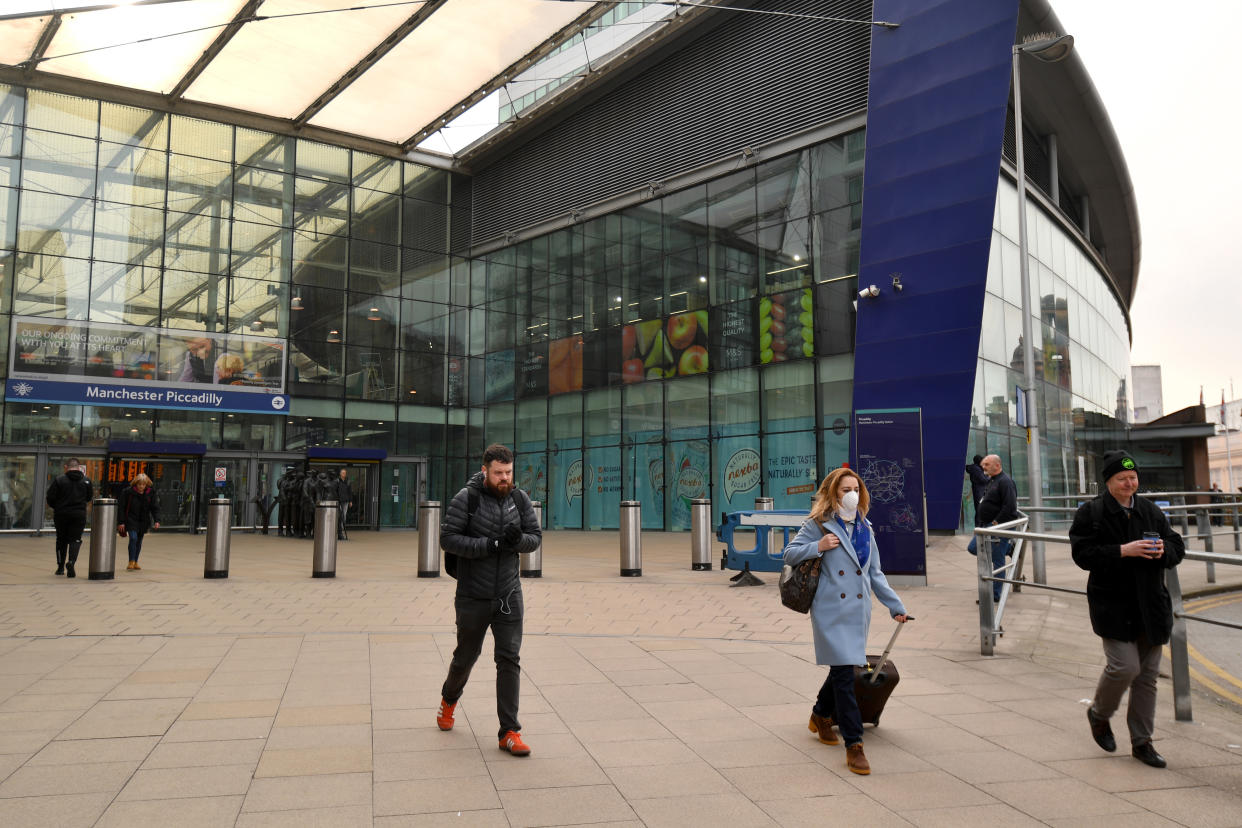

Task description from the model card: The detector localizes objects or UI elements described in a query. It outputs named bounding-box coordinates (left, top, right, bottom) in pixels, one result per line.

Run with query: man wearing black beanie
left=1070, top=450, right=1185, bottom=768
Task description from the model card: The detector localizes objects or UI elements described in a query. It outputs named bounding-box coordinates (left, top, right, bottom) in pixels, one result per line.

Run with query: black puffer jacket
left=1070, top=492, right=1185, bottom=644
left=441, top=472, right=540, bottom=600
left=118, top=485, right=161, bottom=534
left=46, top=469, right=93, bottom=517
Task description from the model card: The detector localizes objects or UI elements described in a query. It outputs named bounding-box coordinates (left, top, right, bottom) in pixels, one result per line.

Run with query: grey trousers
left=1092, top=635, right=1161, bottom=746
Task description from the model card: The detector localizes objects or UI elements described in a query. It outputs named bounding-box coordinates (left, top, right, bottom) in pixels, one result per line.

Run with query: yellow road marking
left=1187, top=643, right=1242, bottom=693
left=1188, top=664, right=1242, bottom=708
left=1174, top=590, right=1242, bottom=704
left=1184, top=593, right=1242, bottom=613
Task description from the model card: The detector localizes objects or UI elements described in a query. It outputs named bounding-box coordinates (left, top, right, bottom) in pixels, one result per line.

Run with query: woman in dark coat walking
left=118, top=474, right=161, bottom=571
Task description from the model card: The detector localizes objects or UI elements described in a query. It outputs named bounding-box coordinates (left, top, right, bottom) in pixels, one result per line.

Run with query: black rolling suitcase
left=853, top=618, right=910, bottom=727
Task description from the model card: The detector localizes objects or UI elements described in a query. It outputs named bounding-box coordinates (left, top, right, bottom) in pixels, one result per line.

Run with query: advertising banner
left=7, top=317, right=288, bottom=415
left=631, top=436, right=665, bottom=529
left=855, top=408, right=926, bottom=579
left=716, top=435, right=762, bottom=516
left=759, top=287, right=813, bottom=364
left=668, top=439, right=709, bottom=530
left=764, top=429, right=818, bottom=511
left=585, top=445, right=621, bottom=529
left=620, top=311, right=708, bottom=384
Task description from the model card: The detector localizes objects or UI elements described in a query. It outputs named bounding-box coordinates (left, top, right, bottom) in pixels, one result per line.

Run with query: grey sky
left=1050, top=1, right=1242, bottom=412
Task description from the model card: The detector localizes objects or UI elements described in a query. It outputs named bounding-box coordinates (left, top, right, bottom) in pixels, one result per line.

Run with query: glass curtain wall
left=475, top=131, right=866, bottom=529
left=968, top=177, right=1131, bottom=525
left=0, top=85, right=471, bottom=501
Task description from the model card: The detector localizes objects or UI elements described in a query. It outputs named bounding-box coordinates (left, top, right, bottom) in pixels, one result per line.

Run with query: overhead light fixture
left=698, top=276, right=707, bottom=283
left=327, top=329, right=341, bottom=343
left=291, top=296, right=304, bottom=311
left=250, top=319, right=264, bottom=332
left=367, top=307, right=382, bottom=321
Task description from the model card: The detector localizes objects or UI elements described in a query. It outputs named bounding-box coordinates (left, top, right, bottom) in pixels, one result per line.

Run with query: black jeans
left=53, top=513, right=87, bottom=560
left=441, top=591, right=524, bottom=739
left=813, top=665, right=863, bottom=746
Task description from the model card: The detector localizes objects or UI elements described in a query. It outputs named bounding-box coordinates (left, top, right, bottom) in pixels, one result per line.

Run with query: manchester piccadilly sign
left=6, top=317, right=289, bottom=415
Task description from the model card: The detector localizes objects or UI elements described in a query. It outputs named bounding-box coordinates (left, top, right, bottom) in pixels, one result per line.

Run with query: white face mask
left=840, top=490, right=860, bottom=511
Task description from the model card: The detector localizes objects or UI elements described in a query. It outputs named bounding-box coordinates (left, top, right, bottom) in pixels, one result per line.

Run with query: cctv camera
left=858, top=285, right=880, bottom=299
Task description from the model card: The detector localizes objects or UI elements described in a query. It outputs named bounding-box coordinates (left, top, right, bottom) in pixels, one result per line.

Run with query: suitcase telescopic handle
left=869, top=616, right=914, bottom=685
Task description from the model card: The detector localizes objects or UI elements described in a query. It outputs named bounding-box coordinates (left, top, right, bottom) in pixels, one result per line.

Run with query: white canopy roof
left=0, top=0, right=669, bottom=161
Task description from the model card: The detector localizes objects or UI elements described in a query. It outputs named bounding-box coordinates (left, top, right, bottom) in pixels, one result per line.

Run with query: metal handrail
left=971, top=514, right=1030, bottom=645
left=1034, top=491, right=1242, bottom=501
left=972, top=522, right=1242, bottom=722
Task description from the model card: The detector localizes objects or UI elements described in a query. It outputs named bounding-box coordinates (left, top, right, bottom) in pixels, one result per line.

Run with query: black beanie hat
left=1100, top=450, right=1138, bottom=482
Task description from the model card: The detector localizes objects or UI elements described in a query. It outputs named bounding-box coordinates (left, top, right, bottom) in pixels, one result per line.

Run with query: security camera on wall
left=858, top=285, right=880, bottom=299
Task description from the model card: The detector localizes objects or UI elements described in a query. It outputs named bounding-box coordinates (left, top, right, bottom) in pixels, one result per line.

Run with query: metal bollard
left=754, top=496, right=774, bottom=557
left=620, top=500, right=642, bottom=576
left=88, top=498, right=118, bottom=581
left=204, top=498, right=231, bottom=579
left=417, top=501, right=441, bottom=578
left=521, top=501, right=543, bottom=578
left=690, top=498, right=712, bottom=570
left=312, top=501, right=339, bottom=578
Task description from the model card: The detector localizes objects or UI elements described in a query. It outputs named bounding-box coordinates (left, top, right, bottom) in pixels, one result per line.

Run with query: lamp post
left=1012, top=33, right=1073, bottom=585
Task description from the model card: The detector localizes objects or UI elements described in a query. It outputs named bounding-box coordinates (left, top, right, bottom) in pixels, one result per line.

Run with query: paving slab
left=0, top=528, right=1238, bottom=827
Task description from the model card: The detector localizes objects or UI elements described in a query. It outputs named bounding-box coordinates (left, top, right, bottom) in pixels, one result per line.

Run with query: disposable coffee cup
left=1142, top=531, right=1159, bottom=552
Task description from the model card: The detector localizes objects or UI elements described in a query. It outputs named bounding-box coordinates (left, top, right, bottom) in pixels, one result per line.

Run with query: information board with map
left=855, top=409, right=926, bottom=582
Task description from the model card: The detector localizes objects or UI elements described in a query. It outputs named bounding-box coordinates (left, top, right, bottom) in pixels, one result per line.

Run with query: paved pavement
left=0, top=525, right=1240, bottom=827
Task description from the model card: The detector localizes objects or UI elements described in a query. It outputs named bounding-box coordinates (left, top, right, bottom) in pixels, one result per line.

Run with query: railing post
left=1177, top=495, right=1189, bottom=539
left=1233, top=498, right=1240, bottom=554
left=1166, top=567, right=1193, bottom=722
left=1200, top=508, right=1216, bottom=584
left=977, top=532, right=996, bottom=655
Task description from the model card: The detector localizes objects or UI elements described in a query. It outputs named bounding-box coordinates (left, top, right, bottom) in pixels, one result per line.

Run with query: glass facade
left=0, top=85, right=466, bottom=466
left=0, top=81, right=1138, bottom=531
left=967, top=176, right=1130, bottom=525
left=0, top=83, right=865, bottom=525
left=472, top=132, right=865, bottom=528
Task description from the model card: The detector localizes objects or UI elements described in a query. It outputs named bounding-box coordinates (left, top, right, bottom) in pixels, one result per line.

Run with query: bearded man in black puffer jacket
left=435, top=443, right=541, bottom=757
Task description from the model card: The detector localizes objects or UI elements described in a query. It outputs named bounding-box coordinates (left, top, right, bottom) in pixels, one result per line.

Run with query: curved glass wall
left=967, top=176, right=1130, bottom=525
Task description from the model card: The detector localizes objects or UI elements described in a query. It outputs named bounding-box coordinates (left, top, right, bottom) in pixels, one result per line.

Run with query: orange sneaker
left=436, top=698, right=456, bottom=731
left=499, top=730, right=531, bottom=756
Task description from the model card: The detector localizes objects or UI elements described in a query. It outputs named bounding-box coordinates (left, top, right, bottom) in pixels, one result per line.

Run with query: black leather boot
left=66, top=541, right=80, bottom=578
left=55, top=549, right=65, bottom=575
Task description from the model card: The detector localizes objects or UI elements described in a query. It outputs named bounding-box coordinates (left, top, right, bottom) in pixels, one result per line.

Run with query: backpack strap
left=445, top=486, right=480, bottom=580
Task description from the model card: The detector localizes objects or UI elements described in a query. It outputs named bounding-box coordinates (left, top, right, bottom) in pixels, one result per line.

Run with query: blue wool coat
left=784, top=514, right=906, bottom=666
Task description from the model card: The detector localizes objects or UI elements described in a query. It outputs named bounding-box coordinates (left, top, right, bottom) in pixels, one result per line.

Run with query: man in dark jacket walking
left=45, top=458, right=93, bottom=577
left=975, top=454, right=1019, bottom=601
left=1071, top=450, right=1184, bottom=768
left=436, top=443, right=541, bottom=757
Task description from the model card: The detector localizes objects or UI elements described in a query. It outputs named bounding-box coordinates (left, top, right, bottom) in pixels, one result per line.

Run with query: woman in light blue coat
left=784, top=467, right=909, bottom=775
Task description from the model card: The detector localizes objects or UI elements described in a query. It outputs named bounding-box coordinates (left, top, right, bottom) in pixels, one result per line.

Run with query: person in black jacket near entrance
left=1071, top=450, right=1185, bottom=768
left=435, top=444, right=540, bottom=757
left=333, top=468, right=353, bottom=540
left=46, top=458, right=93, bottom=577
left=118, top=474, right=161, bottom=571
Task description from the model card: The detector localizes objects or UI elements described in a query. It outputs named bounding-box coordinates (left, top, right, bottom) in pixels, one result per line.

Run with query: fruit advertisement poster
left=620, top=310, right=709, bottom=384
left=759, top=288, right=814, bottom=363
left=548, top=335, right=583, bottom=395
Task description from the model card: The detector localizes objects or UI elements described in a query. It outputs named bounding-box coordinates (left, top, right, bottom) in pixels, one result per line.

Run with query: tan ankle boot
left=808, top=713, right=839, bottom=745
left=846, top=742, right=870, bottom=775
